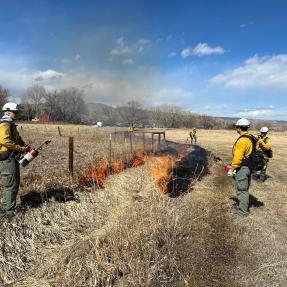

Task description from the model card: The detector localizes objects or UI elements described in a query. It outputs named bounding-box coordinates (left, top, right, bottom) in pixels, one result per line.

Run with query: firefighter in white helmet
left=0, top=102, right=29, bottom=220
left=253, top=126, right=272, bottom=182
left=225, top=118, right=253, bottom=216
left=189, top=128, right=197, bottom=144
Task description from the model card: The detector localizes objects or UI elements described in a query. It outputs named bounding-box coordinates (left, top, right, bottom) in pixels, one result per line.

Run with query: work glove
left=24, top=145, right=31, bottom=152
left=20, top=145, right=30, bottom=154
left=225, top=164, right=236, bottom=177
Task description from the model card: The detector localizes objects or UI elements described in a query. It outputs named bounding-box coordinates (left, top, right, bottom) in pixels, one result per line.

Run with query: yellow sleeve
left=231, top=137, right=252, bottom=169
left=0, top=123, right=22, bottom=152
left=259, top=137, right=271, bottom=150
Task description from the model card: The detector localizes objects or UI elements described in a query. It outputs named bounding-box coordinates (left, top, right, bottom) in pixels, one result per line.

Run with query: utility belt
left=0, top=151, right=19, bottom=161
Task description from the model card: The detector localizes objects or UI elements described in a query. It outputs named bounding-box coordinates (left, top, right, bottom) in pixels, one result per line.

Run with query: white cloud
left=235, top=108, right=276, bottom=119
left=0, top=64, right=179, bottom=105
left=33, top=69, right=65, bottom=81
left=181, top=48, right=191, bottom=58
left=192, top=43, right=226, bottom=56
left=240, top=21, right=254, bottom=28
left=209, top=54, right=287, bottom=89
left=110, top=37, right=149, bottom=56
left=204, top=104, right=228, bottom=111
left=61, top=54, right=81, bottom=64
left=181, top=43, right=226, bottom=58
left=122, top=58, right=134, bottom=65
left=136, top=39, right=149, bottom=46
left=74, top=54, right=81, bottom=60
left=168, top=51, right=177, bottom=58
left=135, top=38, right=149, bottom=54
left=110, top=37, right=131, bottom=56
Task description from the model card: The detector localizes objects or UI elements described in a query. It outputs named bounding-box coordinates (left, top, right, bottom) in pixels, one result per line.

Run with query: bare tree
left=22, top=85, right=46, bottom=118
left=0, top=85, right=10, bottom=110
left=45, top=88, right=86, bottom=123
left=117, top=101, right=147, bottom=127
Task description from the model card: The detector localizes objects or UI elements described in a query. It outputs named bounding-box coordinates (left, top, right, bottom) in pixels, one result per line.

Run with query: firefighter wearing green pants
left=226, top=118, right=253, bottom=216
left=189, top=128, right=197, bottom=144
left=0, top=102, right=28, bottom=220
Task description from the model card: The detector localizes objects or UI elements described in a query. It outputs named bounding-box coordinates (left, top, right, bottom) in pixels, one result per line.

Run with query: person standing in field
left=253, top=127, right=272, bottom=182
left=189, top=128, right=197, bottom=144
left=225, top=118, right=253, bottom=216
left=0, top=102, right=29, bottom=220
left=128, top=125, right=135, bottom=133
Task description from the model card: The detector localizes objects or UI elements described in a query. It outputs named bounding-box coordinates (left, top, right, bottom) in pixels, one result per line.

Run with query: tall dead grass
left=1, top=125, right=287, bottom=286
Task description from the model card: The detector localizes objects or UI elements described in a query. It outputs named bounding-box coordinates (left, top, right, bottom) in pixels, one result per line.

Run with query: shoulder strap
left=232, top=134, right=255, bottom=155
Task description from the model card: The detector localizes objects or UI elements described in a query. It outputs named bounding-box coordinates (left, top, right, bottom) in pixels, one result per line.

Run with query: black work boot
left=252, top=174, right=259, bottom=180
left=0, top=210, right=6, bottom=218
left=231, top=206, right=249, bottom=217
left=259, top=175, right=267, bottom=182
left=5, top=212, right=15, bottom=222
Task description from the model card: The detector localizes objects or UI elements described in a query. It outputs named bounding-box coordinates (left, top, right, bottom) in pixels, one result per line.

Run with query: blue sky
left=1, top=0, right=287, bottom=120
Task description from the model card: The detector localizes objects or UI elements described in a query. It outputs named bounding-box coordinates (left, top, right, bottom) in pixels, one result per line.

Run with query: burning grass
left=77, top=153, right=146, bottom=188
left=148, top=155, right=176, bottom=193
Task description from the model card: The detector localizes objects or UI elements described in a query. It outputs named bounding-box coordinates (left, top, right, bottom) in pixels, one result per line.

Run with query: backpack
left=234, top=134, right=266, bottom=171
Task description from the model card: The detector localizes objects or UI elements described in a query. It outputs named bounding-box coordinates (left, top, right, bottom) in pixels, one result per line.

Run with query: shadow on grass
left=230, top=194, right=264, bottom=208
left=18, top=187, right=80, bottom=211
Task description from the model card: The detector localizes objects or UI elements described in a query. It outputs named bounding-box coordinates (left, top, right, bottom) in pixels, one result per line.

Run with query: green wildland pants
left=0, top=158, right=20, bottom=215
left=235, top=166, right=251, bottom=213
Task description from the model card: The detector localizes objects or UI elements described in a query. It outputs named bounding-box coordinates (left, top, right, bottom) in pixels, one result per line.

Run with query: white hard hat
left=193, top=128, right=196, bottom=130
left=260, top=126, right=269, bottom=133
left=2, top=102, right=18, bottom=112
left=235, top=118, right=250, bottom=127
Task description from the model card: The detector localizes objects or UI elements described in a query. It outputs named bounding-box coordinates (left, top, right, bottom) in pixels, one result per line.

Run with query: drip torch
left=16, top=140, right=52, bottom=167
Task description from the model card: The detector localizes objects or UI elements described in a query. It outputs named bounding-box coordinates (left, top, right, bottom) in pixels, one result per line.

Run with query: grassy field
left=1, top=125, right=287, bottom=287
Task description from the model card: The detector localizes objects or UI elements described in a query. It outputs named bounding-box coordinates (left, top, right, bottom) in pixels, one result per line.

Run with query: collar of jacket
left=0, top=115, right=14, bottom=122
left=240, top=131, right=249, bottom=136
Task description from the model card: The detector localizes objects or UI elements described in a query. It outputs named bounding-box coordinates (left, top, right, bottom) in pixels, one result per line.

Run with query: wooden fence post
left=142, top=133, right=145, bottom=152
left=58, top=126, right=62, bottom=137
left=109, top=133, right=112, bottom=169
left=69, top=137, right=74, bottom=176
left=129, top=133, right=133, bottom=154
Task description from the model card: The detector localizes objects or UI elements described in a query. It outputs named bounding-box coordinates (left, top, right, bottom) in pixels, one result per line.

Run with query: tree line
left=0, top=84, right=283, bottom=130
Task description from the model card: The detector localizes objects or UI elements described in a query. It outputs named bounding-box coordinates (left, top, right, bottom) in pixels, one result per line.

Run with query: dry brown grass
left=1, top=125, right=287, bottom=287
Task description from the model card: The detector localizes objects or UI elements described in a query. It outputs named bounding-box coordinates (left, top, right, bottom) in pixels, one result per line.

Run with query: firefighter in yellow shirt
left=189, top=128, right=197, bottom=144
left=225, top=118, right=253, bottom=216
left=253, top=127, right=272, bottom=182
left=128, top=125, right=134, bottom=133
left=0, top=103, right=29, bottom=220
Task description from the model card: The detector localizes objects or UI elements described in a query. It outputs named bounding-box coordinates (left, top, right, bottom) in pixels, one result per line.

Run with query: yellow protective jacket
left=0, top=121, right=25, bottom=153
left=231, top=132, right=253, bottom=169
left=256, top=136, right=271, bottom=152
left=128, top=126, right=134, bottom=133
left=190, top=130, right=196, bottom=137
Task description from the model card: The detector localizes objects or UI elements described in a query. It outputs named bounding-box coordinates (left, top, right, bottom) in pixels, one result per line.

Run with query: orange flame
left=112, top=159, right=125, bottom=173
left=149, top=155, right=175, bottom=193
left=78, top=153, right=146, bottom=188
left=130, top=153, right=145, bottom=167
left=91, top=160, right=109, bottom=188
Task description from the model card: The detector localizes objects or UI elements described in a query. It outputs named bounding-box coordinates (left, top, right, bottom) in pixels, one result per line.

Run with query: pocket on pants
left=0, top=159, right=19, bottom=175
